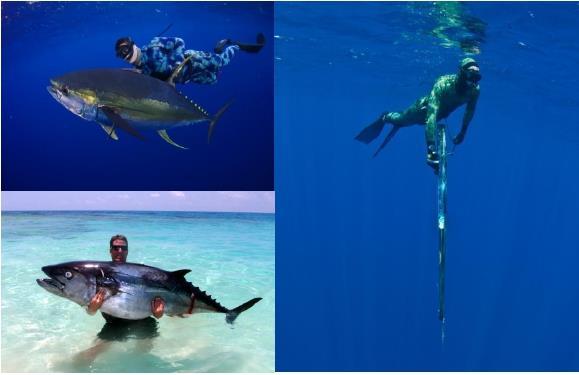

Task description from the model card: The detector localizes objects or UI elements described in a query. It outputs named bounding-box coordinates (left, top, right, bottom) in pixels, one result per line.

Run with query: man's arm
left=425, top=82, right=443, bottom=148
left=86, top=288, right=109, bottom=315
left=454, top=89, right=479, bottom=145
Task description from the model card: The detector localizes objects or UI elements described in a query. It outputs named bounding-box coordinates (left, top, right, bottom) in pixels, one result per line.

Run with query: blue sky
left=1, top=191, right=275, bottom=213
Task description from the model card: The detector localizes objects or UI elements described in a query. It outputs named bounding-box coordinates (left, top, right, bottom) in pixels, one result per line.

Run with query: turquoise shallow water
left=1, top=211, right=274, bottom=372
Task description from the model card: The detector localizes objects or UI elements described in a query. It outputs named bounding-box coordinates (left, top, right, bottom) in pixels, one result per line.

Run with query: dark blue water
left=275, top=2, right=579, bottom=371
left=2, top=2, right=273, bottom=190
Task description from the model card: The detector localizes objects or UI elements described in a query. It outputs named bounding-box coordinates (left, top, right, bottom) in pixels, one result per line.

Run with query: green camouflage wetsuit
left=356, top=58, right=481, bottom=165
left=135, top=37, right=239, bottom=84
left=387, top=71, right=479, bottom=147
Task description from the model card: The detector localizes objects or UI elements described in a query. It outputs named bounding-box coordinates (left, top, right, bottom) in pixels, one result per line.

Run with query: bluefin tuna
left=47, top=69, right=232, bottom=149
left=36, top=261, right=261, bottom=323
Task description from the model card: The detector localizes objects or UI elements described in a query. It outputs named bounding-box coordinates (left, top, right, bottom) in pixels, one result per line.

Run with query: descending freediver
left=355, top=58, right=481, bottom=173
left=115, top=33, right=266, bottom=85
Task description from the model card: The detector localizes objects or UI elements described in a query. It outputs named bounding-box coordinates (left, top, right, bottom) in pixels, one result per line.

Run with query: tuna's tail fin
left=208, top=99, right=234, bottom=144
left=225, top=297, right=262, bottom=324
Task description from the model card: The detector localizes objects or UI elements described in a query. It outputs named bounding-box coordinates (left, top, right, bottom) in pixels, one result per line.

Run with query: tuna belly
left=95, top=112, right=205, bottom=131
left=128, top=118, right=203, bottom=131
left=100, top=290, right=192, bottom=320
left=100, top=293, right=152, bottom=320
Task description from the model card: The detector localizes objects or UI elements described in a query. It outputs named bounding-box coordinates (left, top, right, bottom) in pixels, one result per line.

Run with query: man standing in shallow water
left=74, top=234, right=164, bottom=366
left=355, top=57, right=481, bottom=172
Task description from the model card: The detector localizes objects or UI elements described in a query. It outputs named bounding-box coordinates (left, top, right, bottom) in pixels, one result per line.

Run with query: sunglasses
left=111, top=245, right=128, bottom=251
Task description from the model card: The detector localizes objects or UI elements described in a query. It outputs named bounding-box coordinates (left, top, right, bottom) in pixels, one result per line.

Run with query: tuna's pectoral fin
left=99, top=123, right=119, bottom=141
left=100, top=106, right=145, bottom=140
left=208, top=100, right=234, bottom=144
left=225, top=297, right=262, bottom=324
left=158, top=130, right=188, bottom=149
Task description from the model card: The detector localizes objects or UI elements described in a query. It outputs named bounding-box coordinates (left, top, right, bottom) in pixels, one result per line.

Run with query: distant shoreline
left=1, top=210, right=275, bottom=215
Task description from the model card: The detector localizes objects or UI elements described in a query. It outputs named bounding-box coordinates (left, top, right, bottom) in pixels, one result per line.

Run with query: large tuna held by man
left=37, top=261, right=261, bottom=324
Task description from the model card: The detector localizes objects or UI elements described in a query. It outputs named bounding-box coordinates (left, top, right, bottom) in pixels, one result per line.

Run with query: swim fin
left=373, top=126, right=400, bottom=158
left=214, top=33, right=265, bottom=54
left=236, top=33, right=266, bottom=53
left=355, top=115, right=387, bottom=144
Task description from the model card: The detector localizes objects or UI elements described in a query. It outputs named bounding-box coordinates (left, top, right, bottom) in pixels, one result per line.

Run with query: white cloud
left=117, top=194, right=130, bottom=199
left=218, top=191, right=250, bottom=200
left=170, top=191, right=186, bottom=198
left=150, top=193, right=161, bottom=198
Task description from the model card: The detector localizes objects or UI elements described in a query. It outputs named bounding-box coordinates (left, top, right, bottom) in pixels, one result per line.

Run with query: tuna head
left=36, top=262, right=98, bottom=307
left=47, top=77, right=98, bottom=122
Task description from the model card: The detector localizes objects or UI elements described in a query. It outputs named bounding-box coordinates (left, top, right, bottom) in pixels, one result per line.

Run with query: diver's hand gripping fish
left=37, top=261, right=261, bottom=324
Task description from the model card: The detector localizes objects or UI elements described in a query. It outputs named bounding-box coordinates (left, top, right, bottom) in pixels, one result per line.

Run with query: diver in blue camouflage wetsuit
left=355, top=58, right=481, bottom=172
left=115, top=33, right=265, bottom=85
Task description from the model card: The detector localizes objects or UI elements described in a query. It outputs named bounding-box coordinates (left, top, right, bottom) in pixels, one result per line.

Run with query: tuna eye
left=64, top=271, right=73, bottom=279
left=61, top=86, right=69, bottom=96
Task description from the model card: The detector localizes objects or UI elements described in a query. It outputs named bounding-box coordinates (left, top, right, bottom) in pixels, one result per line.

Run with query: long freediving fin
left=373, top=126, right=400, bottom=158
left=355, top=116, right=387, bottom=144
left=207, top=99, right=233, bottom=143
left=215, top=33, right=266, bottom=54
left=167, top=54, right=194, bottom=87
left=99, top=123, right=119, bottom=140
left=236, top=32, right=266, bottom=53
left=99, top=106, right=145, bottom=140
left=158, top=129, right=187, bottom=149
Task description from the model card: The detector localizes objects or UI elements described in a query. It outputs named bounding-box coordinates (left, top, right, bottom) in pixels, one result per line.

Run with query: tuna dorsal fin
left=171, top=269, right=191, bottom=278
left=158, top=130, right=187, bottom=149
left=167, top=54, right=194, bottom=86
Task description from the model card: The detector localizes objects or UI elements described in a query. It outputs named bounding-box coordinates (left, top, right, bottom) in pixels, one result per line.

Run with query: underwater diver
left=74, top=234, right=162, bottom=366
left=115, top=33, right=266, bottom=85
left=355, top=57, right=481, bottom=172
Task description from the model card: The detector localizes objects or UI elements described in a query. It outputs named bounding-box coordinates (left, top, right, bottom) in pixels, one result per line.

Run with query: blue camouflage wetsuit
left=136, top=37, right=239, bottom=84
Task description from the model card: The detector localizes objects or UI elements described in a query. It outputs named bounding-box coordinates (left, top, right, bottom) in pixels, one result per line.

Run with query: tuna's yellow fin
left=167, top=54, right=194, bottom=87
left=99, top=123, right=119, bottom=140
left=158, top=129, right=187, bottom=149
